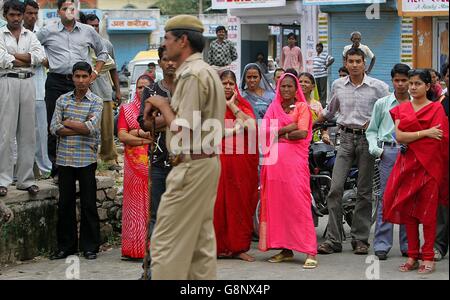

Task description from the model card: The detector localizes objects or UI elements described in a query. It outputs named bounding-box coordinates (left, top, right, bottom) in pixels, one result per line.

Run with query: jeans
left=373, top=145, right=408, bottom=254
left=324, top=131, right=375, bottom=249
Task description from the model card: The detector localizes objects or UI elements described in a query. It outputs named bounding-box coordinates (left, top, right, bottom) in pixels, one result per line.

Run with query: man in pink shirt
left=281, top=33, right=303, bottom=75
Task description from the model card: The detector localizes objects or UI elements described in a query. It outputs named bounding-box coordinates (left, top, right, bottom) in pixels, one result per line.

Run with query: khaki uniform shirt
left=166, top=53, right=226, bottom=155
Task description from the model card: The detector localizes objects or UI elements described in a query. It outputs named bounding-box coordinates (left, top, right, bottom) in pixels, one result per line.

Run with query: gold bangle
left=285, top=133, right=289, bottom=140
left=417, top=131, right=420, bottom=137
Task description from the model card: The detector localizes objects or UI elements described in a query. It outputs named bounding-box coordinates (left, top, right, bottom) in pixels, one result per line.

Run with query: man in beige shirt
left=143, top=15, right=226, bottom=280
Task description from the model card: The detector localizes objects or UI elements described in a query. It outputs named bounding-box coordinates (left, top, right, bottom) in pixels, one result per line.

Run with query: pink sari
left=117, top=92, right=149, bottom=259
left=258, top=73, right=317, bottom=255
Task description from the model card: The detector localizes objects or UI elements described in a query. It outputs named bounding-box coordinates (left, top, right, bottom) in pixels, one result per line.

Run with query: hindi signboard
left=303, top=0, right=385, bottom=5
left=212, top=0, right=286, bottom=9
left=398, top=0, right=449, bottom=16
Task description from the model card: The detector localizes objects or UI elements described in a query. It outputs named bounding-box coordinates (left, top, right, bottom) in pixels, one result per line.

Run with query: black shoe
left=375, top=251, right=388, bottom=260
left=83, top=251, right=97, bottom=260
left=318, top=242, right=342, bottom=254
left=50, top=250, right=75, bottom=260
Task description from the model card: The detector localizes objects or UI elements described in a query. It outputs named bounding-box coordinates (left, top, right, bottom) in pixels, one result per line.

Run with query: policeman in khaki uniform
left=144, top=15, right=226, bottom=280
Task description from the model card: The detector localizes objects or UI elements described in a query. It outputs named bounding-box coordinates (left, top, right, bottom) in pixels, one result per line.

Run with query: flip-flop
left=303, top=258, right=318, bottom=269
left=0, top=201, right=14, bottom=224
left=418, top=263, right=435, bottom=275
left=268, top=253, right=294, bottom=263
left=399, top=260, right=419, bottom=272
left=0, top=186, right=7, bottom=197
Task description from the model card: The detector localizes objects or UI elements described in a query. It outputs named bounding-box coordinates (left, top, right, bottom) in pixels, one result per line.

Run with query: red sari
left=117, top=94, right=149, bottom=259
left=213, top=90, right=259, bottom=257
left=383, top=101, right=449, bottom=226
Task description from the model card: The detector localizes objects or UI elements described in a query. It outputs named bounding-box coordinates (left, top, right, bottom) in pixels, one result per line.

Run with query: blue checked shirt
left=50, top=90, right=103, bottom=168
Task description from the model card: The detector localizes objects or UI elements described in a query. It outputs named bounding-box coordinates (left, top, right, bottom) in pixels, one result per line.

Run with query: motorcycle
left=309, top=122, right=380, bottom=236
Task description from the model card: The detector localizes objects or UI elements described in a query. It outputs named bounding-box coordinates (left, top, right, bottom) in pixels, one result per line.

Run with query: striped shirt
left=313, top=52, right=333, bottom=78
left=322, top=75, right=390, bottom=128
left=50, top=90, right=103, bottom=168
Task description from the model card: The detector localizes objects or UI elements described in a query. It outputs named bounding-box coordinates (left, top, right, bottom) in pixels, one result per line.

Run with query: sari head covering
left=240, top=63, right=274, bottom=92
left=225, top=87, right=255, bottom=120
left=262, top=72, right=313, bottom=147
left=240, top=63, right=275, bottom=119
left=123, top=74, right=154, bottom=130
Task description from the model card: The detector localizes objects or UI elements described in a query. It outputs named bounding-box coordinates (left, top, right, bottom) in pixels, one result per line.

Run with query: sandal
left=268, top=252, right=294, bottom=263
left=26, top=185, right=40, bottom=196
left=0, top=201, right=14, bottom=224
left=0, top=186, right=7, bottom=197
left=399, top=260, right=419, bottom=272
left=418, top=262, right=435, bottom=275
left=303, top=258, right=318, bottom=269
left=318, top=243, right=341, bottom=255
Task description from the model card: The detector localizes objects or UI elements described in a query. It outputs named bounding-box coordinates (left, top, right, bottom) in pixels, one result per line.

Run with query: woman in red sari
left=384, top=69, right=449, bottom=274
left=117, top=75, right=154, bottom=259
left=213, top=70, right=259, bottom=262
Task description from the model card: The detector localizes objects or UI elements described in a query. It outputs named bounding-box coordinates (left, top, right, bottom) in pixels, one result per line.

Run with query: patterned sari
left=117, top=92, right=149, bottom=259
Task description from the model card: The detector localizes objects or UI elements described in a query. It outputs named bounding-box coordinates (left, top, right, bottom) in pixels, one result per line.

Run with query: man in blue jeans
left=138, top=46, right=176, bottom=278
left=366, top=63, right=411, bottom=260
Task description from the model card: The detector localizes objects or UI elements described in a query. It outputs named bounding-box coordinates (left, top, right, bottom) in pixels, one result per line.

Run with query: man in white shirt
left=0, top=0, right=46, bottom=197
left=23, top=0, right=52, bottom=179
left=343, top=32, right=376, bottom=75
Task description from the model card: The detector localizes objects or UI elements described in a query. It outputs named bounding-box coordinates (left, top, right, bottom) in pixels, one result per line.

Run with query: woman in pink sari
left=117, top=75, right=153, bottom=259
left=259, top=73, right=318, bottom=269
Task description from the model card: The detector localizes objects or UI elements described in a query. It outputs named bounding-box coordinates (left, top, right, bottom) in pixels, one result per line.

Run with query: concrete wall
left=0, top=177, right=123, bottom=266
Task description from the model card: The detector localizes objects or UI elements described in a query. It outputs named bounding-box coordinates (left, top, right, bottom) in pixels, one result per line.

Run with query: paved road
left=0, top=219, right=448, bottom=280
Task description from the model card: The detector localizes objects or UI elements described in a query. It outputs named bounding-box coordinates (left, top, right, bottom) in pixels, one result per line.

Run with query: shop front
left=397, top=0, right=449, bottom=72
left=311, top=0, right=403, bottom=85
left=104, top=9, right=160, bottom=70
left=214, top=0, right=319, bottom=78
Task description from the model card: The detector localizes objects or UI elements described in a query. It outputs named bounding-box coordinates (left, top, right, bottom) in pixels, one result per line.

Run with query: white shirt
left=32, top=25, right=47, bottom=101
left=0, top=26, right=45, bottom=72
left=342, top=43, right=375, bottom=60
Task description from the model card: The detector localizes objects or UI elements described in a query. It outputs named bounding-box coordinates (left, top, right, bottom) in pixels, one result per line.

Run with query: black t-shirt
left=138, top=81, right=172, bottom=169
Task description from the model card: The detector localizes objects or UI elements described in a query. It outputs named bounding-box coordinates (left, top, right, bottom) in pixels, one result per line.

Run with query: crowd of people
left=0, top=0, right=449, bottom=280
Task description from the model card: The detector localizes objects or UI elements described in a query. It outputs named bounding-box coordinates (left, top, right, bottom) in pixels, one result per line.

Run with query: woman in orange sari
left=384, top=69, right=449, bottom=274
left=214, top=70, right=259, bottom=262
left=117, top=75, right=154, bottom=259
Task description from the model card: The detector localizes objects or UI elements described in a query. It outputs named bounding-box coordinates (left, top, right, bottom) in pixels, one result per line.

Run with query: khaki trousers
left=150, top=156, right=221, bottom=280
left=0, top=77, right=36, bottom=189
left=99, top=101, right=118, bottom=163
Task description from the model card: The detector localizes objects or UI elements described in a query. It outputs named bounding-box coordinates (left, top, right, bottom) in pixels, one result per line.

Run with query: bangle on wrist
left=285, top=132, right=289, bottom=140
left=234, top=109, right=241, bottom=116
left=417, top=131, right=420, bottom=137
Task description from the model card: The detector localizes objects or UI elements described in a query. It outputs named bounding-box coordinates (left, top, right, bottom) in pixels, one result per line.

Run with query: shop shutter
left=109, top=34, right=150, bottom=71
left=328, top=11, right=401, bottom=88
